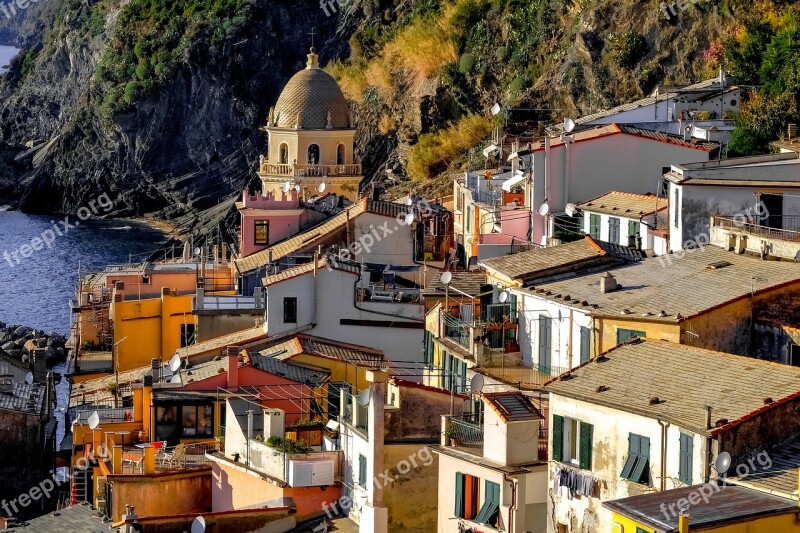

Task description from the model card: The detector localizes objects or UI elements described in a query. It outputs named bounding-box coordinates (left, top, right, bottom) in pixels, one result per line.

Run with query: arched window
left=337, top=143, right=346, bottom=165
left=307, top=144, right=320, bottom=165
left=279, top=143, right=289, bottom=164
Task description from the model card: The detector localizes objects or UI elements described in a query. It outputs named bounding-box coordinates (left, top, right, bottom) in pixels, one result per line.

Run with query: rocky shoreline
left=0, top=323, right=68, bottom=367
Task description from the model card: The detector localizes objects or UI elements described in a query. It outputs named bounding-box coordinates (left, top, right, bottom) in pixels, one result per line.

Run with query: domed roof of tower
left=271, top=48, right=352, bottom=130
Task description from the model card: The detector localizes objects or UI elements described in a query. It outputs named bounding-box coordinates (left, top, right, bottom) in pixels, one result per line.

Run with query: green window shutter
left=454, top=472, right=465, bottom=517
left=621, top=433, right=640, bottom=479
left=358, top=454, right=367, bottom=487
left=632, top=436, right=651, bottom=484
left=629, top=220, right=640, bottom=237
left=488, top=480, right=500, bottom=503
left=679, top=433, right=693, bottom=485
left=580, top=326, right=591, bottom=364
left=579, top=422, right=593, bottom=470
left=552, top=414, right=564, bottom=462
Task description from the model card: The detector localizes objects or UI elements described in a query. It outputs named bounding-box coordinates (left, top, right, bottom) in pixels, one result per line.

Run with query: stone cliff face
left=0, top=0, right=347, bottom=222
left=0, top=0, right=742, bottom=227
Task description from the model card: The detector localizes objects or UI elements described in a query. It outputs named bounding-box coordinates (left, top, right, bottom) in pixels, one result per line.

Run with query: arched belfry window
left=279, top=143, right=289, bottom=164
left=307, top=144, right=320, bottom=165
left=337, top=144, right=346, bottom=165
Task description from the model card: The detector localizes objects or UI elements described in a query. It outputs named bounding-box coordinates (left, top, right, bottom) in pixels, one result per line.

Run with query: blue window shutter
left=579, top=422, right=593, bottom=470
left=454, top=472, right=465, bottom=517
left=358, top=454, right=367, bottom=487
left=552, top=415, right=564, bottom=462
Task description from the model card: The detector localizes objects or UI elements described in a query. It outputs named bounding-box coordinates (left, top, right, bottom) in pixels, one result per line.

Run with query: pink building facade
left=237, top=190, right=325, bottom=258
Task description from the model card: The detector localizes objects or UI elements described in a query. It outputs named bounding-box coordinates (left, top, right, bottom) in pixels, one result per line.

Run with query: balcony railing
left=72, top=407, right=130, bottom=424
left=445, top=413, right=483, bottom=457
left=714, top=215, right=800, bottom=242
left=120, top=441, right=216, bottom=474
left=259, top=161, right=362, bottom=177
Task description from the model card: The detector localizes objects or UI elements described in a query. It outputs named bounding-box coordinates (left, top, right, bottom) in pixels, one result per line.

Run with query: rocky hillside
left=0, top=0, right=795, bottom=232
left=0, top=0, right=346, bottom=221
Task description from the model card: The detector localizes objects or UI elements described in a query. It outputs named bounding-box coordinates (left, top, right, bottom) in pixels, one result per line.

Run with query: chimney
left=227, top=347, right=240, bottom=389
left=253, top=287, right=262, bottom=308
left=678, top=511, right=690, bottom=533
left=196, top=287, right=204, bottom=310
left=122, top=505, right=140, bottom=533
left=600, top=272, right=618, bottom=294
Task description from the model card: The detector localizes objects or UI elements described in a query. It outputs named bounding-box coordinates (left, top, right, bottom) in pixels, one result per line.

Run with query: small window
left=254, top=220, right=269, bottom=245
left=283, top=297, right=297, bottom=323
left=609, top=217, right=620, bottom=243
left=454, top=472, right=479, bottom=519
left=337, top=143, right=346, bottom=165
left=180, top=323, right=196, bottom=348
left=553, top=415, right=593, bottom=470
left=628, top=220, right=640, bottom=239
left=589, top=214, right=601, bottom=239
left=358, top=454, right=367, bottom=488
left=617, top=328, right=645, bottom=345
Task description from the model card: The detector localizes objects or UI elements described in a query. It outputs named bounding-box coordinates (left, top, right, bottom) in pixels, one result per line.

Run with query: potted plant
left=444, top=423, right=462, bottom=447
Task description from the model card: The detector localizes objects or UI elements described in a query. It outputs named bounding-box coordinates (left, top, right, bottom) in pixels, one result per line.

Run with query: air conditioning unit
left=288, top=459, right=334, bottom=487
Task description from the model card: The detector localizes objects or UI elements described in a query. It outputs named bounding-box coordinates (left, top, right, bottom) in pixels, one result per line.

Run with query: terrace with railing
left=120, top=441, right=216, bottom=475
left=259, top=161, right=362, bottom=178
left=443, top=413, right=484, bottom=457
left=711, top=214, right=800, bottom=260
left=713, top=215, right=800, bottom=242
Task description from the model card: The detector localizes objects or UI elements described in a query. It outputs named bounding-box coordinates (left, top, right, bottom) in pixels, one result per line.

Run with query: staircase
left=70, top=467, right=89, bottom=505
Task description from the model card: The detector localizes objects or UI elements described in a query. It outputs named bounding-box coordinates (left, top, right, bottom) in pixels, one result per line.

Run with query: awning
left=502, top=171, right=526, bottom=192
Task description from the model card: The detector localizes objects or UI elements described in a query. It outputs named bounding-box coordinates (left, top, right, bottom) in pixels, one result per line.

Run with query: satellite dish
left=490, top=102, right=502, bottom=116
left=538, top=202, right=550, bottom=216
left=193, top=247, right=201, bottom=256
left=498, top=291, right=509, bottom=303
left=565, top=203, right=577, bottom=217
left=170, top=374, right=183, bottom=384
left=282, top=181, right=291, bottom=193
left=24, top=372, right=33, bottom=385
left=88, top=411, right=100, bottom=430
left=405, top=198, right=413, bottom=206
left=714, top=452, right=732, bottom=474
left=404, top=213, right=415, bottom=225
left=470, top=374, right=484, bottom=394
left=357, top=389, right=371, bottom=407
left=563, top=117, right=576, bottom=133
left=440, top=271, right=452, bottom=285
left=191, top=516, right=206, bottom=533
left=169, top=353, right=182, bottom=373
left=318, top=182, right=326, bottom=193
